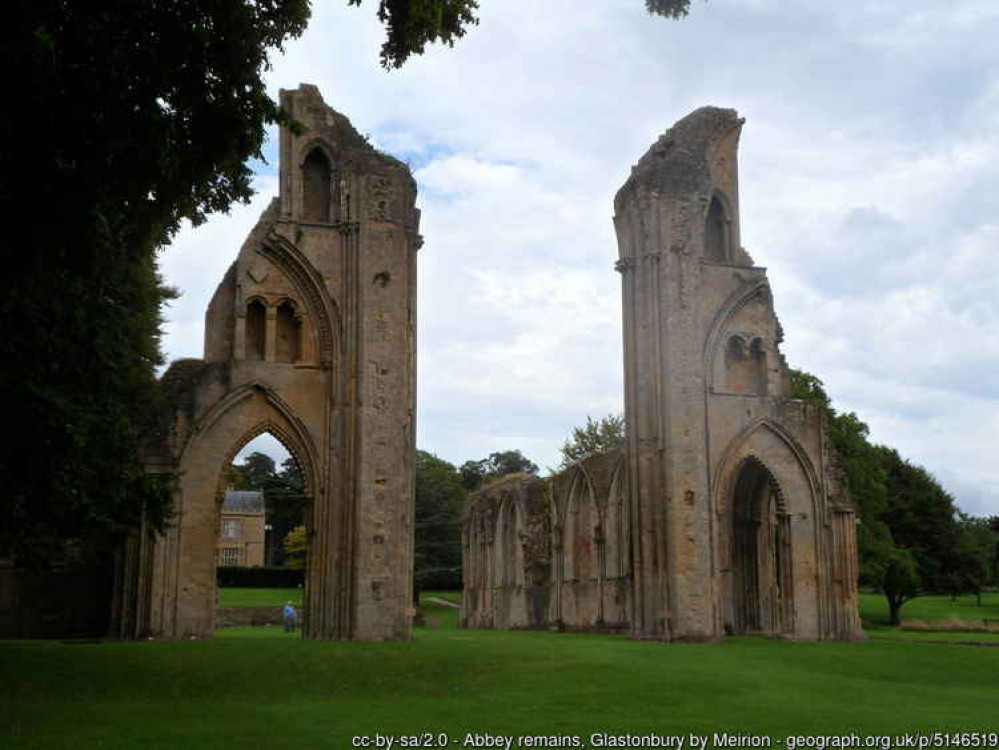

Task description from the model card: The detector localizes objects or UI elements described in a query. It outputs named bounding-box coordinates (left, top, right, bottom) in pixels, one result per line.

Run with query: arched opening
left=504, top=501, right=525, bottom=587
left=302, top=148, right=332, bottom=223
left=749, top=337, right=768, bottom=395
left=275, top=300, right=301, bottom=363
left=245, top=299, right=267, bottom=361
left=723, top=335, right=767, bottom=395
left=704, top=194, right=729, bottom=262
left=729, top=457, right=792, bottom=635
left=215, top=432, right=309, bottom=636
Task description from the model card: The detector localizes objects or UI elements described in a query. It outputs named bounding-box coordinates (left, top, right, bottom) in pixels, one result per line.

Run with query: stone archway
left=729, top=457, right=793, bottom=636
left=714, top=420, right=823, bottom=640
left=113, top=85, right=419, bottom=642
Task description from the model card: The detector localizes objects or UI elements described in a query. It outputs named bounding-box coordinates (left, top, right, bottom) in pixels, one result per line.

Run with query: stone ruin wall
left=462, top=451, right=631, bottom=633
left=462, top=106, right=863, bottom=642
left=112, top=84, right=419, bottom=642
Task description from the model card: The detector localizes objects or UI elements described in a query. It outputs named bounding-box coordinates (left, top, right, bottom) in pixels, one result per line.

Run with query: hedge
left=216, top=566, right=304, bottom=588
left=416, top=566, right=462, bottom=591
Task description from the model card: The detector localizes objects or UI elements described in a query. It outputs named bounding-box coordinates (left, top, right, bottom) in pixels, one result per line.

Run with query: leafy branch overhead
left=349, top=0, right=480, bottom=69
left=646, top=0, right=695, bottom=20
left=351, top=0, right=695, bottom=70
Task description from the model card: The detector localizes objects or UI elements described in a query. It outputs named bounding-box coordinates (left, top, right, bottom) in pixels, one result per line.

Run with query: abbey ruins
left=112, top=85, right=419, bottom=641
left=462, top=107, right=864, bottom=641
left=105, top=86, right=861, bottom=643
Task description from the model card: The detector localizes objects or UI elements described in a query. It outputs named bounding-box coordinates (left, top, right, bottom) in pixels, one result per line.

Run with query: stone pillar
left=264, top=307, right=277, bottom=363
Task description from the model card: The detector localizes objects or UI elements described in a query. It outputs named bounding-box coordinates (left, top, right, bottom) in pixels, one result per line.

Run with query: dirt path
left=426, top=596, right=460, bottom=609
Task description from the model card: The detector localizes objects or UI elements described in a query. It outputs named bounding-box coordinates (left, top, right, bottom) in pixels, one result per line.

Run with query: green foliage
left=558, top=414, right=625, bottom=470
left=415, top=450, right=466, bottom=589
left=349, top=0, right=480, bottom=69
left=788, top=368, right=994, bottom=622
left=646, top=0, right=694, bottom=19
left=789, top=368, right=892, bottom=588
left=788, top=368, right=830, bottom=405
left=877, top=446, right=963, bottom=593
left=229, top=453, right=306, bottom=565
left=215, top=566, right=304, bottom=588
left=1, top=0, right=311, bottom=571
left=1, top=0, right=692, bottom=571
left=870, top=547, right=920, bottom=626
left=282, top=525, right=308, bottom=570
left=459, top=450, right=539, bottom=492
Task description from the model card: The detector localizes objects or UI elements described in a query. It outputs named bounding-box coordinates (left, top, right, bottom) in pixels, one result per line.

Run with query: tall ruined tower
left=115, top=85, right=419, bottom=641
left=614, top=108, right=861, bottom=641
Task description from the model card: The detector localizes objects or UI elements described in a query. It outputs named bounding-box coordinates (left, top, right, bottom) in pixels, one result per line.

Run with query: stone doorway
left=730, top=457, right=793, bottom=636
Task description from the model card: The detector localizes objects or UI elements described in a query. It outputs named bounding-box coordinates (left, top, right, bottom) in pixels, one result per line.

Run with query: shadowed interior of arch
left=728, top=456, right=793, bottom=636
left=215, top=431, right=309, bottom=635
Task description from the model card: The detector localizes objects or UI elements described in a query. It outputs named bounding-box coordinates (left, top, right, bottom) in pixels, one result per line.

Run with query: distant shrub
left=216, top=566, right=304, bottom=588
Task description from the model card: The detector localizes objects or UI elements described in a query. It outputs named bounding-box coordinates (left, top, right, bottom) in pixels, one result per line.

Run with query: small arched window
left=749, top=337, right=768, bottom=395
left=724, top=335, right=768, bottom=395
left=302, top=148, right=332, bottom=222
left=705, top=194, right=729, bottom=262
left=245, top=300, right=267, bottom=361
left=275, top=301, right=301, bottom=363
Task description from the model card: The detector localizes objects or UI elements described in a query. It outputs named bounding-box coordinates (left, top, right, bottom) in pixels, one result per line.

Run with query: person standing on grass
left=283, top=601, right=297, bottom=633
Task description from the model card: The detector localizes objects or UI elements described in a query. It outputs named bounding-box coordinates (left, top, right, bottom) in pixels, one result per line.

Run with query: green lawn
left=218, top=587, right=303, bottom=608
left=859, top=591, right=999, bottom=627
left=2, top=627, right=997, bottom=749
left=417, top=591, right=461, bottom=629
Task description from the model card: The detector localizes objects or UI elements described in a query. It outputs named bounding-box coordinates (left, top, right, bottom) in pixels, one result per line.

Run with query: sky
left=158, top=0, right=999, bottom=515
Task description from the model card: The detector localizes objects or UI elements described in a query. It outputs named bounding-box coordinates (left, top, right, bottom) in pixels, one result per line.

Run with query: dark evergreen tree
left=415, top=450, right=466, bottom=591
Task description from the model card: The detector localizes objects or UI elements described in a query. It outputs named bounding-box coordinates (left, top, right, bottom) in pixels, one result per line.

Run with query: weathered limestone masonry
left=462, top=108, right=863, bottom=642
left=111, top=85, right=419, bottom=641
left=462, top=454, right=631, bottom=633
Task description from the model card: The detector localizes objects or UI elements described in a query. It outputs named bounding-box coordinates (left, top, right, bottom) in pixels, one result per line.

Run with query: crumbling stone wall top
left=616, top=106, right=743, bottom=207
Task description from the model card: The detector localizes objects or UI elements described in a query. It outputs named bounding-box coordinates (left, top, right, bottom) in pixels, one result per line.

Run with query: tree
left=415, top=450, right=466, bottom=591
left=459, top=450, right=539, bottom=492
left=557, top=414, right=625, bottom=470
left=240, top=452, right=278, bottom=488
left=877, top=446, right=963, bottom=594
left=229, top=453, right=305, bottom=566
left=873, top=546, right=920, bottom=626
left=949, top=513, right=994, bottom=604
left=2, top=0, right=695, bottom=572
left=2, top=1, right=312, bottom=571
left=789, top=369, right=893, bottom=589
left=646, top=0, right=695, bottom=19
left=350, top=0, right=479, bottom=69
left=283, top=525, right=308, bottom=569
left=788, top=367, right=967, bottom=624
left=262, top=458, right=307, bottom=566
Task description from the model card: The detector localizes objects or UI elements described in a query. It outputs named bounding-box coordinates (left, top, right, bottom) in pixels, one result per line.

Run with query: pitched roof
left=222, top=490, right=264, bottom=514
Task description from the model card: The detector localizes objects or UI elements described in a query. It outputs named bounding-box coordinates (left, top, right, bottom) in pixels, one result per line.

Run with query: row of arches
left=462, top=453, right=631, bottom=632
left=244, top=298, right=302, bottom=364
left=462, top=419, right=833, bottom=638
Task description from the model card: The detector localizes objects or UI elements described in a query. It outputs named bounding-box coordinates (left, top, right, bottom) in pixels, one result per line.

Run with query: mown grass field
left=218, top=587, right=304, bottom=607
left=4, top=590, right=995, bottom=749
left=859, top=591, right=999, bottom=627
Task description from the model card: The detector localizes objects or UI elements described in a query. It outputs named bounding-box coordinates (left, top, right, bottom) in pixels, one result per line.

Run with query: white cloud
left=159, top=0, right=998, bottom=512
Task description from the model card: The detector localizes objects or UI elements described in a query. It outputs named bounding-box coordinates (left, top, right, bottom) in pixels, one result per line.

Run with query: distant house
left=217, top=491, right=265, bottom=567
